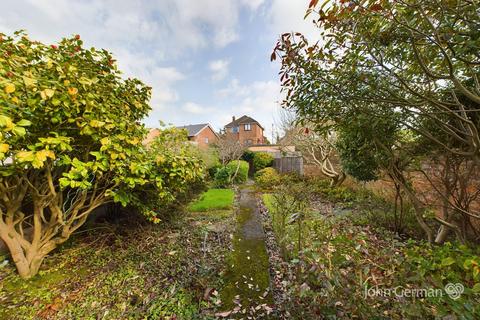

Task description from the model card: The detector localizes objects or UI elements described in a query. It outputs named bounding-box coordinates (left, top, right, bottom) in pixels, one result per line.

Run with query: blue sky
left=1, top=0, right=316, bottom=140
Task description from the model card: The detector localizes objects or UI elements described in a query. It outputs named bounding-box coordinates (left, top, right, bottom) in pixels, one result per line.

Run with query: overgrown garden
left=262, top=0, right=480, bottom=318
left=2, top=0, right=480, bottom=319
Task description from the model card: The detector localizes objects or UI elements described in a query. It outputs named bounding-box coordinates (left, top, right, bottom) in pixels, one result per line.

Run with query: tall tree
left=273, top=0, right=480, bottom=242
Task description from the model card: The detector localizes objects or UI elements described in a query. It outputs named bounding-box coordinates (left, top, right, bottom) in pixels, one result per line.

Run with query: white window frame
left=244, top=123, right=251, bottom=131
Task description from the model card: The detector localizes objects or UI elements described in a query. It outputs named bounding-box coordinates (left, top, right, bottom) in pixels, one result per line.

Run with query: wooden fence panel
left=273, top=156, right=304, bottom=175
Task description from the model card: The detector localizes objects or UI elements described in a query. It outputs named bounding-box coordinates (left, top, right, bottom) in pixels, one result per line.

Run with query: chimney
left=232, top=116, right=236, bottom=122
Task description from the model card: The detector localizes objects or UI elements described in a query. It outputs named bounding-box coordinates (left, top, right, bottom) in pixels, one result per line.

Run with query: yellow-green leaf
left=41, top=88, right=55, bottom=100
left=0, top=143, right=9, bottom=153
left=100, top=137, right=110, bottom=145
left=12, top=126, right=26, bottom=137
left=23, top=76, right=37, bottom=87
left=0, top=115, right=14, bottom=129
left=16, top=119, right=32, bottom=127
left=90, top=120, right=105, bottom=128
left=36, top=149, right=55, bottom=163
left=4, top=83, right=15, bottom=94
left=16, top=151, right=35, bottom=162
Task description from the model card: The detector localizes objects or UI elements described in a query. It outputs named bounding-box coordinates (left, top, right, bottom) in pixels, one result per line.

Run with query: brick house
left=145, top=123, right=218, bottom=149
left=224, top=115, right=265, bottom=145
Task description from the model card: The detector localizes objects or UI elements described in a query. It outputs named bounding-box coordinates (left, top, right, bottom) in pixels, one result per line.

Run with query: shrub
left=208, top=164, right=221, bottom=179
left=214, top=166, right=231, bottom=188
left=132, top=127, right=205, bottom=219
left=241, top=150, right=255, bottom=162
left=214, top=160, right=249, bottom=187
left=252, top=152, right=274, bottom=171
left=255, top=167, right=281, bottom=189
left=226, top=160, right=249, bottom=183
left=0, top=32, right=204, bottom=278
left=397, top=242, right=480, bottom=318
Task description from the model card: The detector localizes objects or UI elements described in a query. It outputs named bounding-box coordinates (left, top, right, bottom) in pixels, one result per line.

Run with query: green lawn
left=188, top=188, right=234, bottom=212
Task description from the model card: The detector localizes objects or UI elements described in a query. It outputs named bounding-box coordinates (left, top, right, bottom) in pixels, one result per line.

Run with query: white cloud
left=241, top=0, right=266, bottom=11
left=209, top=59, right=230, bottom=81
left=1, top=0, right=265, bottom=58
left=182, top=102, right=213, bottom=114
left=266, top=0, right=320, bottom=42
left=1, top=0, right=308, bottom=141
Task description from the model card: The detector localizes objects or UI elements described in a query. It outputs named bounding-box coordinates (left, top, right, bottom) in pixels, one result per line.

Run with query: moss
left=219, top=192, right=273, bottom=312
left=0, top=207, right=234, bottom=319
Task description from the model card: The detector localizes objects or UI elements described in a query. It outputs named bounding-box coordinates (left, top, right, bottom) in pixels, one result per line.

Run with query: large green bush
left=227, top=160, right=249, bottom=183
left=255, top=167, right=281, bottom=189
left=214, top=160, right=249, bottom=187
left=0, top=32, right=204, bottom=278
left=252, top=152, right=274, bottom=171
left=132, top=127, right=205, bottom=219
left=213, top=166, right=231, bottom=188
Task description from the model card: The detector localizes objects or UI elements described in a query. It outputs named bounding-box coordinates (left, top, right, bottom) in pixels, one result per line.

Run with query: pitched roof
left=176, top=123, right=212, bottom=137
left=225, top=115, right=264, bottom=130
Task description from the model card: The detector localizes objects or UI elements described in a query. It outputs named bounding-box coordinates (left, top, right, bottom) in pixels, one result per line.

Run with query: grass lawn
left=188, top=188, right=234, bottom=212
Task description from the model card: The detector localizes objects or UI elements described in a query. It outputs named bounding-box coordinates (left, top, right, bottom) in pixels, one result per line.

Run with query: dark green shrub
left=214, top=166, right=231, bottom=188
left=255, top=167, right=281, bottom=189
left=252, top=152, right=274, bottom=171
left=395, top=242, right=480, bottom=318
left=208, top=164, right=221, bottom=179
left=241, top=150, right=255, bottom=162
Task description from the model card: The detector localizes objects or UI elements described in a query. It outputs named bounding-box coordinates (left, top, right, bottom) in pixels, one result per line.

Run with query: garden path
left=217, top=184, right=274, bottom=318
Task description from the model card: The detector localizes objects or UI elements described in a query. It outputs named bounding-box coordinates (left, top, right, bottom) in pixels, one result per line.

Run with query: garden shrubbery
left=214, top=160, right=249, bottom=187
left=255, top=167, right=281, bottom=189
left=252, top=152, right=274, bottom=171
left=264, top=176, right=480, bottom=318
left=0, top=32, right=204, bottom=278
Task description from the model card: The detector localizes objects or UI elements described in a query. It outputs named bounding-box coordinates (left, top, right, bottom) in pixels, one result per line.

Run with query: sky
left=1, top=0, right=318, bottom=140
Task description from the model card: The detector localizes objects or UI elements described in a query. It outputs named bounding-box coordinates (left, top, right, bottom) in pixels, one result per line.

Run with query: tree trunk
left=0, top=224, right=62, bottom=279
left=392, top=168, right=434, bottom=242
left=435, top=225, right=451, bottom=244
left=0, top=229, right=31, bottom=278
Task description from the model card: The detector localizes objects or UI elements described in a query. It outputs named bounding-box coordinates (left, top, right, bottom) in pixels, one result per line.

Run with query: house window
left=244, top=123, right=251, bottom=131
left=232, top=126, right=239, bottom=133
left=205, top=137, right=209, bottom=144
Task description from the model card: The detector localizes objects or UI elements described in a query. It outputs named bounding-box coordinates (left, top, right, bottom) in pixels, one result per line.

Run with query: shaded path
left=218, top=184, right=274, bottom=317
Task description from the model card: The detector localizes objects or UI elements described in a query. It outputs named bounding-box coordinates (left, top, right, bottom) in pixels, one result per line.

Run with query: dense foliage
left=214, top=160, right=249, bottom=188
left=336, top=112, right=398, bottom=182
left=273, top=0, right=480, bottom=244
left=254, top=167, right=281, bottom=189
left=252, top=152, right=274, bottom=172
left=0, top=32, right=203, bottom=278
left=133, top=127, right=205, bottom=221
left=264, top=177, right=480, bottom=318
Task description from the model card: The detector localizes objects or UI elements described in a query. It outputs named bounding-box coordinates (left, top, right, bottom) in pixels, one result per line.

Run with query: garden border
left=256, top=193, right=290, bottom=319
